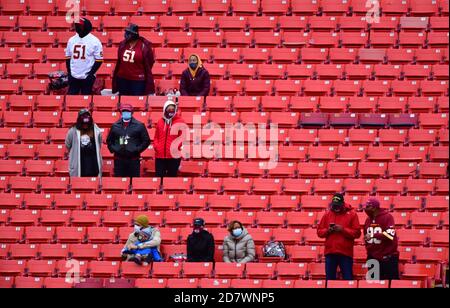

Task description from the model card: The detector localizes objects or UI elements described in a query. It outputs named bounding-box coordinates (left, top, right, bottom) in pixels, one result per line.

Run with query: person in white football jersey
left=65, top=18, right=103, bottom=95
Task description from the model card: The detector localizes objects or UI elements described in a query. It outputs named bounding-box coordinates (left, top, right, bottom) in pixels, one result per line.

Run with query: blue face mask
left=122, top=111, right=132, bottom=121
left=232, top=228, right=243, bottom=238
left=189, top=62, right=198, bottom=70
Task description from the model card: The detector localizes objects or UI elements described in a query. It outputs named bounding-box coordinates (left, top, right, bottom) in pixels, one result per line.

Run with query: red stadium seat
left=405, top=179, right=435, bottom=195
left=135, top=278, right=167, bottom=288
left=40, top=209, right=71, bottom=226
left=9, top=244, right=38, bottom=259
left=434, top=180, right=449, bottom=196
left=397, top=229, right=428, bottom=246
left=43, top=277, right=73, bottom=289
left=182, top=262, right=213, bottom=278
left=285, top=210, right=316, bottom=227
left=276, top=262, right=308, bottom=281
left=0, top=277, right=14, bottom=288
left=38, top=243, right=69, bottom=260
left=14, top=276, right=44, bottom=288
left=0, top=260, right=26, bottom=276
left=419, top=162, right=448, bottom=178
left=112, top=0, right=139, bottom=15
left=428, top=229, right=449, bottom=247
left=152, top=262, right=182, bottom=279
left=88, top=261, right=120, bottom=278
left=25, top=226, right=55, bottom=243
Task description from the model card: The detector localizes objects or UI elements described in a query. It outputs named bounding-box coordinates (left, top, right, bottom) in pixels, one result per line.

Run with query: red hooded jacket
left=364, top=209, right=399, bottom=261
left=317, top=203, right=362, bottom=258
left=153, top=114, right=185, bottom=159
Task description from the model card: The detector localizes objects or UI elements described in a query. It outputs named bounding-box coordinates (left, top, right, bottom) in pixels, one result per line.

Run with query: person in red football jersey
left=317, top=193, right=361, bottom=280
left=364, top=198, right=400, bottom=280
left=112, top=24, right=155, bottom=96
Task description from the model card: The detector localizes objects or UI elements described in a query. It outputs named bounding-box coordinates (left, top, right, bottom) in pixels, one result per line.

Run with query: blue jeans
left=325, top=254, right=354, bottom=280
left=122, top=246, right=162, bottom=262
left=116, top=77, right=147, bottom=96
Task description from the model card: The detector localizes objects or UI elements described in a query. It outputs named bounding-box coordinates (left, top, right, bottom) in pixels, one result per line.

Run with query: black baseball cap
left=78, top=109, right=91, bottom=117
left=193, top=218, right=205, bottom=227
left=331, top=193, right=345, bottom=206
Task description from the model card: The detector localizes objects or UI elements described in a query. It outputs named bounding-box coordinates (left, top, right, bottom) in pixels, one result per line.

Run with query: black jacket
left=187, top=230, right=215, bottom=262
left=106, top=117, right=151, bottom=160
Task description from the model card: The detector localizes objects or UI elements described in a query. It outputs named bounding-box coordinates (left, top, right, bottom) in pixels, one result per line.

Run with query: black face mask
left=125, top=32, right=138, bottom=42
left=75, top=19, right=92, bottom=38
left=331, top=203, right=344, bottom=213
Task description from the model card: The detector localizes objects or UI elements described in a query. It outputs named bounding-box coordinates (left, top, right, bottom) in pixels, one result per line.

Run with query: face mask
left=193, top=227, right=203, bottom=234
left=125, top=32, right=137, bottom=42
left=232, top=228, right=243, bottom=238
left=165, top=111, right=176, bottom=119
left=189, top=62, right=198, bottom=70
left=122, top=112, right=132, bottom=121
left=331, top=204, right=343, bottom=213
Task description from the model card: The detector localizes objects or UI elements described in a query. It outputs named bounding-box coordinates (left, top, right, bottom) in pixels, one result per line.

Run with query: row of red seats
left=1, top=0, right=448, bottom=17
left=0, top=138, right=448, bottom=160
left=1, top=62, right=448, bottom=82
left=1, top=110, right=447, bottom=129
left=0, top=155, right=447, bottom=178
left=0, top=259, right=444, bottom=283
left=2, top=95, right=447, bottom=114
left=1, top=46, right=448, bottom=65
left=1, top=30, right=448, bottom=49
left=1, top=243, right=447, bottom=264
left=0, top=227, right=448, bottom=251
left=0, top=175, right=447, bottom=196
left=3, top=127, right=445, bottom=146
left=1, top=15, right=448, bottom=33
left=0, top=189, right=448, bottom=212
left=0, top=207, right=447, bottom=230
left=0, top=78, right=448, bottom=97
left=0, top=276, right=433, bottom=289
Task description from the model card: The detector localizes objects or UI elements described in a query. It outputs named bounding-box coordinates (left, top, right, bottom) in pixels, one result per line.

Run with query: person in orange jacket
left=317, top=193, right=361, bottom=280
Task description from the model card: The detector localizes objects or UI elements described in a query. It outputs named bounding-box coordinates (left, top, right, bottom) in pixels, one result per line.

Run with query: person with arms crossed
left=65, top=18, right=103, bottom=95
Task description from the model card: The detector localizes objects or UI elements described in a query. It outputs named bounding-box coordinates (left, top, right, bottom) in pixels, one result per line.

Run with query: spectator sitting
left=187, top=218, right=215, bottom=262
left=122, top=215, right=162, bottom=265
left=223, top=221, right=255, bottom=264
left=180, top=54, right=211, bottom=96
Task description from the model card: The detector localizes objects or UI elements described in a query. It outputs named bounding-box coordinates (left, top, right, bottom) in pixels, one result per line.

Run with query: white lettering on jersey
left=366, top=226, right=382, bottom=244
left=123, top=50, right=136, bottom=63
left=66, top=33, right=103, bottom=79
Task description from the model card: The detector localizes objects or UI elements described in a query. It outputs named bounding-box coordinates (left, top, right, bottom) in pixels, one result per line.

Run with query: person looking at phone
left=317, top=193, right=361, bottom=280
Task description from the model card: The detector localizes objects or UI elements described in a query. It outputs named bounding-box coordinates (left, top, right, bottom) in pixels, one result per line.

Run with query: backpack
left=262, top=241, right=286, bottom=259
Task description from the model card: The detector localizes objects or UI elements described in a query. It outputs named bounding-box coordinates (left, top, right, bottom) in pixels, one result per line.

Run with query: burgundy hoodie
left=364, top=209, right=399, bottom=261
left=317, top=203, right=362, bottom=258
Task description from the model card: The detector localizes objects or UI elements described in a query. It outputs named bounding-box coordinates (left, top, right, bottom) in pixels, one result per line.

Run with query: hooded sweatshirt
left=364, top=209, right=399, bottom=261
left=317, top=203, right=361, bottom=258
left=223, top=228, right=256, bottom=264
left=187, top=229, right=215, bottom=262
left=153, top=101, right=185, bottom=159
left=180, top=54, right=211, bottom=97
